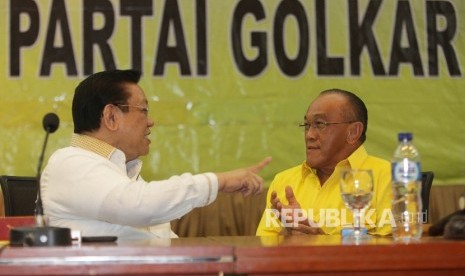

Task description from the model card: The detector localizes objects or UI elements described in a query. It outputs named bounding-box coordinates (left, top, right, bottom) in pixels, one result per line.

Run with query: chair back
left=0, top=176, right=38, bottom=216
left=421, top=171, right=434, bottom=223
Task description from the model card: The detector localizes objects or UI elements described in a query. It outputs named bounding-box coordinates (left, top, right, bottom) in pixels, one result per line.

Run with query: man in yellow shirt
left=256, top=88, right=392, bottom=236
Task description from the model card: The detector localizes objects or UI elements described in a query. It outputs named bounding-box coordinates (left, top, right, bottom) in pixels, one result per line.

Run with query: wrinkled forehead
left=305, top=94, right=348, bottom=120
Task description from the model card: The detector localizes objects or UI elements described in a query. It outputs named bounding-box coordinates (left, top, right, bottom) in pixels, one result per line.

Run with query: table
left=1, top=235, right=465, bottom=275
left=215, top=235, right=465, bottom=275
left=0, top=237, right=234, bottom=275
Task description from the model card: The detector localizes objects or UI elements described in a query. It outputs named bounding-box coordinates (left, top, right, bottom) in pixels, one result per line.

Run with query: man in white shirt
left=41, top=69, right=271, bottom=240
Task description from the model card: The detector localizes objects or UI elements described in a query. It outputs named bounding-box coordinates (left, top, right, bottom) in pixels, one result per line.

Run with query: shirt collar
left=342, top=145, right=368, bottom=169
left=70, top=134, right=142, bottom=179
left=301, top=145, right=368, bottom=176
left=70, top=133, right=116, bottom=159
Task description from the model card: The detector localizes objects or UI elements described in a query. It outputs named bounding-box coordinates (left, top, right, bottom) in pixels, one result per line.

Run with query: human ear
left=101, top=104, right=120, bottom=131
left=346, top=122, right=363, bottom=144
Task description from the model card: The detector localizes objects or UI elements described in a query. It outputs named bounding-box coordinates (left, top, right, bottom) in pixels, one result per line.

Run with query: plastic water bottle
left=391, top=132, right=423, bottom=241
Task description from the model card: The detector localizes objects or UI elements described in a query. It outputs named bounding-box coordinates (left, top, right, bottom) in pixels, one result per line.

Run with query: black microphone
left=428, top=208, right=465, bottom=236
left=43, top=112, right=60, bottom=133
left=9, top=113, right=72, bottom=247
left=35, top=113, right=59, bottom=226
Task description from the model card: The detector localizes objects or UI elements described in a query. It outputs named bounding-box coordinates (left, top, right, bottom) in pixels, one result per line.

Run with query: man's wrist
left=215, top=172, right=226, bottom=192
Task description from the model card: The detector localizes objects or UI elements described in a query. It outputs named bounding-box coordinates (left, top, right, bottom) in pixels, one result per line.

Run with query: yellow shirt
left=256, top=146, right=392, bottom=236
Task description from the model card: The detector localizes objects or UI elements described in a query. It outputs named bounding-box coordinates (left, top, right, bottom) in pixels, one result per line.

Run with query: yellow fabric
left=256, top=146, right=392, bottom=236
left=70, top=134, right=115, bottom=159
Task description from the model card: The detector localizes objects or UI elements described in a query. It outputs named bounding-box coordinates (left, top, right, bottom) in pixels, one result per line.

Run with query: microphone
left=35, top=113, right=59, bottom=226
left=9, top=113, right=72, bottom=246
left=43, top=112, right=60, bottom=133
left=428, top=208, right=465, bottom=236
left=428, top=193, right=465, bottom=238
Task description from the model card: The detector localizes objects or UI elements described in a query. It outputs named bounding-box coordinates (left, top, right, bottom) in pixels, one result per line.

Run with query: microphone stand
left=34, top=126, right=50, bottom=227
left=9, top=114, right=72, bottom=247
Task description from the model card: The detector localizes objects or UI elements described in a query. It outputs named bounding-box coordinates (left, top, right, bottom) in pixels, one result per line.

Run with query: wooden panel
left=230, top=236, right=465, bottom=275
left=2, top=235, right=465, bottom=275
left=429, top=185, right=465, bottom=223
left=0, top=239, right=234, bottom=276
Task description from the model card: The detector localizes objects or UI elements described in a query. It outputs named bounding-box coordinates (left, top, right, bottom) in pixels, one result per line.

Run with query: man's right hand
left=272, top=185, right=324, bottom=235
left=216, top=156, right=272, bottom=196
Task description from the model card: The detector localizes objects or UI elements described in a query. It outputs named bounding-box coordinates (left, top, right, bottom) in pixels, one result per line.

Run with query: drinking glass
left=340, top=169, right=374, bottom=241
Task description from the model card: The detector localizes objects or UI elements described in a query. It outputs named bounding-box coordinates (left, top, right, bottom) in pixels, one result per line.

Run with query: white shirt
left=41, top=134, right=218, bottom=240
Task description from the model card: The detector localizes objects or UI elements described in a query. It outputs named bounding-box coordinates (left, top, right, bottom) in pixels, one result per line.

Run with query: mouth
left=306, top=145, right=319, bottom=154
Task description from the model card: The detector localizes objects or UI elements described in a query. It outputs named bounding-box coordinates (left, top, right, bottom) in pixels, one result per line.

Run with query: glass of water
left=340, top=168, right=374, bottom=241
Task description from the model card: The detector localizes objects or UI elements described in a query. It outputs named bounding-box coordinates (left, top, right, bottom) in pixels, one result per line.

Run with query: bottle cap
left=398, top=132, right=412, bottom=142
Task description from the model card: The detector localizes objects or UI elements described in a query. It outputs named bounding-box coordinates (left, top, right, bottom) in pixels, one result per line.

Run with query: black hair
left=72, top=69, right=142, bottom=133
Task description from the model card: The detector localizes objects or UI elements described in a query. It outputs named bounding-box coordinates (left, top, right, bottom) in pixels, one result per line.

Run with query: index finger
left=285, top=186, right=299, bottom=206
left=249, top=156, right=272, bottom=173
left=270, top=191, right=281, bottom=210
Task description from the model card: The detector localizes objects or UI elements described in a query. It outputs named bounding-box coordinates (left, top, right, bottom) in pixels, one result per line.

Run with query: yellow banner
left=1, top=0, right=464, bottom=185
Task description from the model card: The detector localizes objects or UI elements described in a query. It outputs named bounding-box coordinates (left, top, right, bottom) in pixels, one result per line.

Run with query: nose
left=148, top=117, right=155, bottom=127
left=305, top=126, right=318, bottom=140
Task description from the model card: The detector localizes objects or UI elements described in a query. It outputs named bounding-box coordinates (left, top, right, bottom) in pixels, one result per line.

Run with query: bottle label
left=392, top=160, right=421, bottom=182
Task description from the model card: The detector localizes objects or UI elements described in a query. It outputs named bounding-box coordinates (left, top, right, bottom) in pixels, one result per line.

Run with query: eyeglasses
left=299, top=120, right=355, bottom=132
left=116, top=104, right=149, bottom=115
